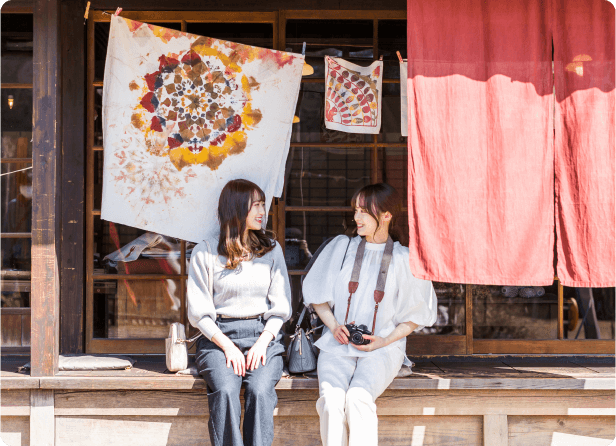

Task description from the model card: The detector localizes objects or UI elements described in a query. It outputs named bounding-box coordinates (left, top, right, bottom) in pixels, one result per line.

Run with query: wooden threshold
left=474, top=339, right=615, bottom=355
left=407, top=335, right=466, bottom=356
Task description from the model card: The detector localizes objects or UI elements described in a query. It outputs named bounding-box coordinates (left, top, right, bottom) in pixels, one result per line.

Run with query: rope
left=0, top=166, right=32, bottom=177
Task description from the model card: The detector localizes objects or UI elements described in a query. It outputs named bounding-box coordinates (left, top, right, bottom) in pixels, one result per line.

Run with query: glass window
left=93, top=279, right=182, bottom=339
left=377, top=19, right=406, bottom=79
left=93, top=217, right=193, bottom=276
left=1, top=13, right=33, bottom=84
left=564, top=287, right=615, bottom=340
left=187, top=23, right=274, bottom=48
left=285, top=211, right=352, bottom=270
left=285, top=146, right=372, bottom=207
left=286, top=20, right=374, bottom=79
left=379, top=83, right=406, bottom=143
left=1, top=13, right=32, bottom=354
left=381, top=146, right=408, bottom=205
left=417, top=282, right=466, bottom=335
left=473, top=282, right=560, bottom=339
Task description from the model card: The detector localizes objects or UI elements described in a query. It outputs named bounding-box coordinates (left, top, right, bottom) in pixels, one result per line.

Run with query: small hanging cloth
left=324, top=56, right=383, bottom=134
left=399, top=57, right=408, bottom=137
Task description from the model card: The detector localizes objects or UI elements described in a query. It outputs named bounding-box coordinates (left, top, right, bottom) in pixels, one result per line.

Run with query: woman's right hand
left=312, top=303, right=349, bottom=345
left=212, top=332, right=246, bottom=376
left=332, top=323, right=350, bottom=345
left=223, top=343, right=246, bottom=376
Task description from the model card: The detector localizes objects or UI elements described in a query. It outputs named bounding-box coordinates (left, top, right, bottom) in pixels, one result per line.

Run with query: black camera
left=345, top=323, right=372, bottom=345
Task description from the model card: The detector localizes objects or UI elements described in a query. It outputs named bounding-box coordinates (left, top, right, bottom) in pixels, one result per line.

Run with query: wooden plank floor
left=2, top=355, right=614, bottom=390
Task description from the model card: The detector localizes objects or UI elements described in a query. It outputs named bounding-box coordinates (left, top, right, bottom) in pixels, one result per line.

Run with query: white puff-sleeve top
left=302, top=235, right=437, bottom=358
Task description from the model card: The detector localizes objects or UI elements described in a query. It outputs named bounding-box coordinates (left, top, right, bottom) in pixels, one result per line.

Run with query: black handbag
left=286, top=236, right=351, bottom=374
left=287, top=306, right=320, bottom=374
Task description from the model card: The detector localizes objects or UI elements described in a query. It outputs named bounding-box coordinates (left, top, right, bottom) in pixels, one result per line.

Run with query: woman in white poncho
left=302, top=183, right=437, bottom=446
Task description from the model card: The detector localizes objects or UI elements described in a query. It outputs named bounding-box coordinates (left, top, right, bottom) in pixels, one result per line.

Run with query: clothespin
left=396, top=51, right=404, bottom=63
left=114, top=7, right=122, bottom=16
left=83, top=1, right=91, bottom=24
left=301, top=42, right=314, bottom=76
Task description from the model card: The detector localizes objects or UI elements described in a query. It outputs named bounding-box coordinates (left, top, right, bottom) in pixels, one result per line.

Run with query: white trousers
left=316, top=348, right=404, bottom=446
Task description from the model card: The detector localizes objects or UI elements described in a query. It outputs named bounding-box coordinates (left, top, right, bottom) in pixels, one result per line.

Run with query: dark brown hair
left=217, top=179, right=276, bottom=269
left=350, top=183, right=407, bottom=245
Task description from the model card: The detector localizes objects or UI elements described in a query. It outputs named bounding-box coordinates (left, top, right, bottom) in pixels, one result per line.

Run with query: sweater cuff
left=196, top=316, right=222, bottom=341
left=263, top=316, right=284, bottom=338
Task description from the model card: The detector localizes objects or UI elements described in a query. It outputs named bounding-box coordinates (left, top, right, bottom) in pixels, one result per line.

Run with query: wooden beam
left=483, top=414, right=508, bottom=446
left=0, top=233, right=32, bottom=238
left=30, top=389, right=54, bottom=446
left=60, top=0, right=86, bottom=354
left=90, top=10, right=277, bottom=23
left=85, top=12, right=95, bottom=354
left=31, top=0, right=61, bottom=376
left=86, top=2, right=405, bottom=12
left=474, top=340, right=615, bottom=355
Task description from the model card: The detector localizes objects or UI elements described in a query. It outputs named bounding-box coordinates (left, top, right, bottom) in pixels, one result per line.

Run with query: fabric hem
left=412, top=273, right=555, bottom=287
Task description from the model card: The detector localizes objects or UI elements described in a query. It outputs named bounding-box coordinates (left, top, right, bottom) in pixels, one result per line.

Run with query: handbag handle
left=179, top=240, right=214, bottom=345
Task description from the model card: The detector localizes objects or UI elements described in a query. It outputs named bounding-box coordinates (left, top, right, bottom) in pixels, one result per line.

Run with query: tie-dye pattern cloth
left=102, top=16, right=304, bottom=242
left=324, top=56, right=383, bottom=134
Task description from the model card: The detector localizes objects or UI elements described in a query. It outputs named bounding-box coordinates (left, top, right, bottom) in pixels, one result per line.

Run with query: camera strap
left=344, top=236, right=395, bottom=334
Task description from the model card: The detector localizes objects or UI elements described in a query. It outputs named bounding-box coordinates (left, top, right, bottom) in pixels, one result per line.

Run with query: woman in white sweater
left=187, top=179, right=292, bottom=446
left=303, top=183, right=437, bottom=446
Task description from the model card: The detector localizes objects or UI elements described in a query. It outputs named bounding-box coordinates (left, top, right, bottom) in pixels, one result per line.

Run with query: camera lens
left=351, top=332, right=364, bottom=344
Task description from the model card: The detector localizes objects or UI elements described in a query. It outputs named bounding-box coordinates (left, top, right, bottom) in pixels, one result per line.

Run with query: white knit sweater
left=187, top=238, right=292, bottom=340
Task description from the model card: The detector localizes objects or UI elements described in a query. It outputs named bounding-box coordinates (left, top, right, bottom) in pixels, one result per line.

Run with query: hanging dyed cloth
left=406, top=0, right=554, bottom=285
left=324, top=56, right=383, bottom=134
left=101, top=16, right=304, bottom=242
left=399, top=59, right=408, bottom=137
left=553, top=0, right=615, bottom=287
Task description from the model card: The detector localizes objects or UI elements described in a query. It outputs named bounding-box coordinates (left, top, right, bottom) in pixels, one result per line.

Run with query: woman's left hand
left=351, top=335, right=387, bottom=352
left=247, top=331, right=274, bottom=371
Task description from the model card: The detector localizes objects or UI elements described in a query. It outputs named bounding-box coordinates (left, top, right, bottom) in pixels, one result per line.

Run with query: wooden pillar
left=30, top=389, right=55, bottom=446
left=32, top=0, right=62, bottom=376
left=483, top=414, right=508, bottom=446
left=59, top=0, right=85, bottom=354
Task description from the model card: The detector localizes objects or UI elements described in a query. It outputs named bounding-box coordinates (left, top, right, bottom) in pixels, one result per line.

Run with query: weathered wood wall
left=1, top=388, right=614, bottom=445
left=1, top=309, right=31, bottom=351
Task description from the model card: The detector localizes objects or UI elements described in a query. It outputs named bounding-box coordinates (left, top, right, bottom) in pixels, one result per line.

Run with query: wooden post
left=31, top=0, right=62, bottom=376
left=557, top=277, right=564, bottom=339
left=466, top=284, right=473, bottom=354
left=30, top=390, right=55, bottom=446
left=60, top=0, right=86, bottom=354
left=483, top=414, right=508, bottom=446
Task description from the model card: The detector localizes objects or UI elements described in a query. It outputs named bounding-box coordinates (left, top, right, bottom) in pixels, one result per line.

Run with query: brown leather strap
left=344, top=237, right=395, bottom=332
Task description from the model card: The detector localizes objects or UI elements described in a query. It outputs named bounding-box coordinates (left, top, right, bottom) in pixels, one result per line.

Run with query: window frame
left=84, top=9, right=614, bottom=355
left=1, top=8, right=34, bottom=354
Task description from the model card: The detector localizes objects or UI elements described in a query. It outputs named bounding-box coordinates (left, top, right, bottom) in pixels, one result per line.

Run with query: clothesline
left=0, top=166, right=32, bottom=177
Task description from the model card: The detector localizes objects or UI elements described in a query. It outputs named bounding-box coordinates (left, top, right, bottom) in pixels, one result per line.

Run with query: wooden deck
left=1, top=356, right=614, bottom=445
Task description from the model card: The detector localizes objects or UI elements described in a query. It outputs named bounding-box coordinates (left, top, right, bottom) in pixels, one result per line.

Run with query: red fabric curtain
left=553, top=0, right=615, bottom=287
left=407, top=0, right=555, bottom=285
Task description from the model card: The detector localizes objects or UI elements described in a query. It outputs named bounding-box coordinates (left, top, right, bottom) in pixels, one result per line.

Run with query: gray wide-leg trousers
left=195, top=316, right=284, bottom=446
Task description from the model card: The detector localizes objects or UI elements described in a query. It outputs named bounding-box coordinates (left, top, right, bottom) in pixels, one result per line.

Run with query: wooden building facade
left=0, top=1, right=614, bottom=445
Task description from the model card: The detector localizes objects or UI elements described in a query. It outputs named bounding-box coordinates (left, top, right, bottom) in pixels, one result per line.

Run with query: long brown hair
left=350, top=183, right=407, bottom=245
left=217, top=179, right=276, bottom=269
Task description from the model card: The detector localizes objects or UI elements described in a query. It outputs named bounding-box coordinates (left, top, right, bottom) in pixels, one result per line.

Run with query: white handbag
left=165, top=240, right=213, bottom=372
